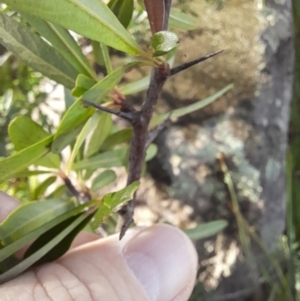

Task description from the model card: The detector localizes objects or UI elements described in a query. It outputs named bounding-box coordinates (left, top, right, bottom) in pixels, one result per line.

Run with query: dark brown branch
left=61, top=174, right=80, bottom=198
left=170, top=50, right=223, bottom=76
left=59, top=172, right=92, bottom=203
left=82, top=100, right=135, bottom=121
left=118, top=65, right=170, bottom=239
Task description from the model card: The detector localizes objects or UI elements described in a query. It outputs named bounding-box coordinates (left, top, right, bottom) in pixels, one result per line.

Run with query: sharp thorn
left=117, top=201, right=134, bottom=240
left=170, top=50, right=224, bottom=76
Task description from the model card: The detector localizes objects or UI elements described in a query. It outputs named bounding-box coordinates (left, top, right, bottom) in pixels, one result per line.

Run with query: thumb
left=1, top=224, right=198, bottom=301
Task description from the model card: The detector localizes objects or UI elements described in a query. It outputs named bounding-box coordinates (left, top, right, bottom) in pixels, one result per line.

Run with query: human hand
left=0, top=191, right=198, bottom=301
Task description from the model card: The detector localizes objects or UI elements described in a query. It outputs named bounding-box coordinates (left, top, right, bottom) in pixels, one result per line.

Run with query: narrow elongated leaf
left=47, top=185, right=67, bottom=199
left=0, top=256, right=19, bottom=274
left=0, top=136, right=53, bottom=184
left=8, top=117, right=49, bottom=151
left=91, top=181, right=139, bottom=229
left=82, top=64, right=135, bottom=103
left=145, top=144, right=158, bottom=161
left=4, top=0, right=145, bottom=56
left=0, top=12, right=77, bottom=88
left=169, top=9, right=197, bottom=30
left=119, top=76, right=150, bottom=95
left=0, top=210, right=93, bottom=284
left=51, top=123, right=84, bottom=153
left=72, top=74, right=97, bottom=97
left=100, top=128, right=132, bottom=151
left=23, top=210, right=96, bottom=266
left=8, top=116, right=60, bottom=168
left=150, top=84, right=234, bottom=128
left=99, top=43, right=113, bottom=74
left=32, top=176, right=57, bottom=199
left=86, top=112, right=113, bottom=157
left=108, top=0, right=134, bottom=29
left=23, top=15, right=97, bottom=80
left=73, top=148, right=127, bottom=170
left=91, top=170, right=117, bottom=191
left=0, top=200, right=93, bottom=262
left=0, top=198, right=76, bottom=244
left=92, top=40, right=105, bottom=66
left=184, top=220, right=228, bottom=240
left=55, top=98, right=95, bottom=137
left=66, top=114, right=100, bottom=173
left=14, top=170, right=53, bottom=177
left=56, top=65, right=132, bottom=137
left=64, top=88, right=75, bottom=110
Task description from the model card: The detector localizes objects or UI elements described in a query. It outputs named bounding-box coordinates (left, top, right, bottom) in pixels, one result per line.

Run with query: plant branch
left=118, top=65, right=170, bottom=239
left=170, top=50, right=223, bottom=76
left=59, top=172, right=91, bottom=202
left=82, top=100, right=135, bottom=121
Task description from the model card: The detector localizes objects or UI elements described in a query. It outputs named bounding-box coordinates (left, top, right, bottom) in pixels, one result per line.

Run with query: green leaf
left=32, top=176, right=57, bottom=199
left=56, top=65, right=132, bottom=137
left=8, top=116, right=60, bottom=168
left=98, top=43, right=113, bottom=74
left=51, top=123, right=84, bottom=154
left=0, top=198, right=76, bottom=245
left=23, top=210, right=95, bottom=266
left=184, top=220, right=228, bottom=240
left=82, top=64, right=135, bottom=103
left=0, top=210, right=94, bottom=284
left=108, top=0, right=134, bottom=29
left=145, top=144, right=157, bottom=161
left=91, top=170, right=117, bottom=191
left=151, top=31, right=179, bottom=57
left=0, top=200, right=92, bottom=263
left=47, top=185, right=67, bottom=199
left=64, top=88, right=75, bottom=110
left=66, top=114, right=100, bottom=173
left=55, top=98, right=95, bottom=137
left=150, top=84, right=234, bottom=128
left=92, top=40, right=105, bottom=66
left=86, top=112, right=113, bottom=157
left=91, top=181, right=139, bottom=230
left=72, top=74, right=97, bottom=97
left=169, top=9, right=197, bottom=30
left=23, top=15, right=98, bottom=80
left=14, top=170, right=53, bottom=178
left=0, top=12, right=77, bottom=88
left=73, top=148, right=127, bottom=170
left=119, top=76, right=150, bottom=95
left=4, top=0, right=145, bottom=56
left=9, top=117, right=49, bottom=151
left=0, top=136, right=53, bottom=184
left=100, top=128, right=132, bottom=152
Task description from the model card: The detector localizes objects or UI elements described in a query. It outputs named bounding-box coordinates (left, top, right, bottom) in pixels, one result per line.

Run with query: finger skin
left=0, top=233, right=150, bottom=301
left=0, top=191, right=20, bottom=221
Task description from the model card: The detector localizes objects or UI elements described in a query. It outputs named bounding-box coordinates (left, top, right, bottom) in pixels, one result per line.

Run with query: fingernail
left=123, top=224, right=198, bottom=301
